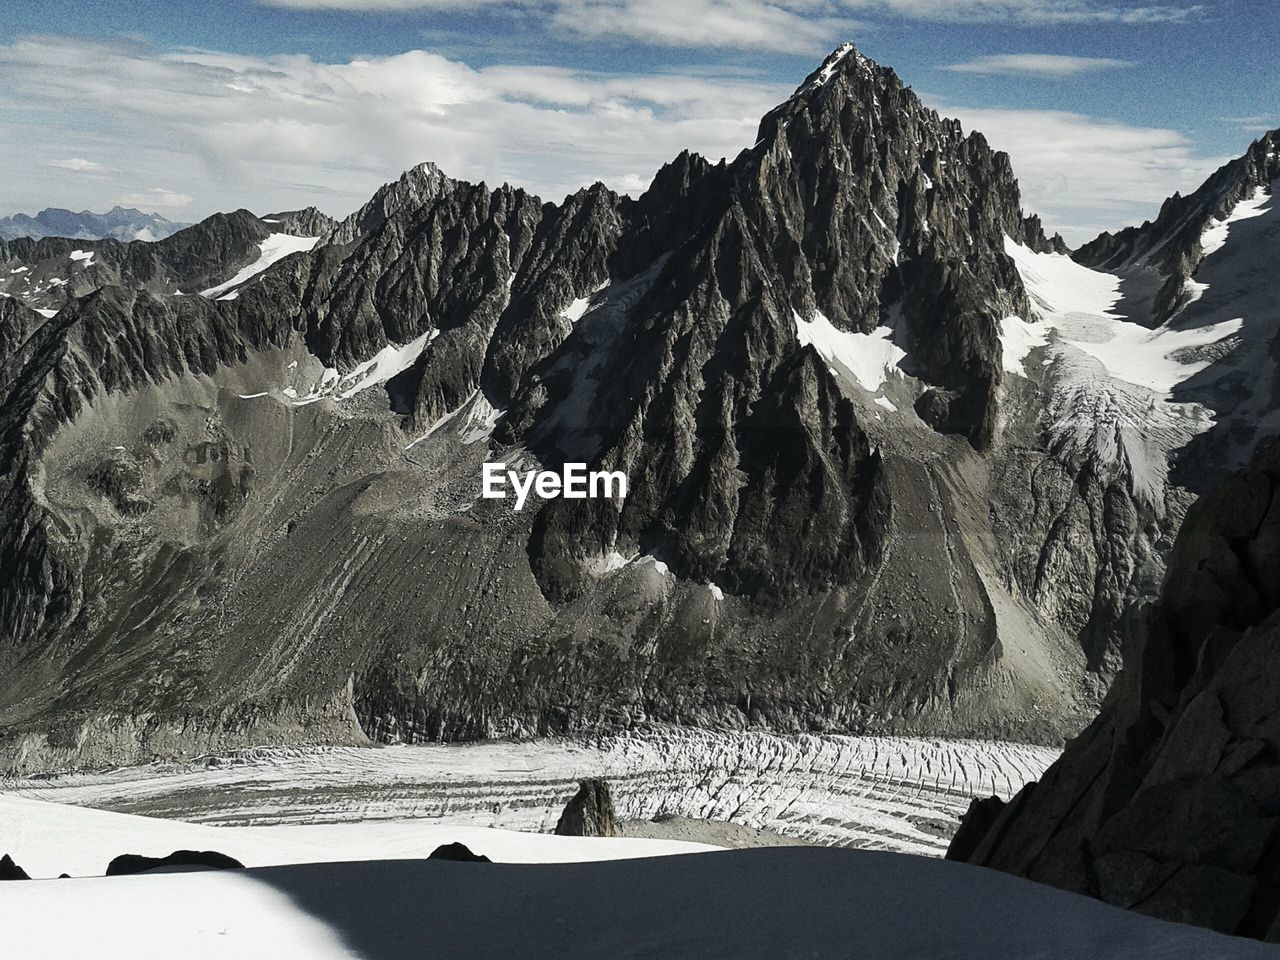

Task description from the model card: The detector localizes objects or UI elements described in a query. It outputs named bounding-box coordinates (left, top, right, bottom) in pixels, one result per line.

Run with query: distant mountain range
left=0, top=206, right=189, bottom=242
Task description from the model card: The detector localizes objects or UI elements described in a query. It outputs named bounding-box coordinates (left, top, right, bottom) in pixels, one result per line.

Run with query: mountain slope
left=1, top=42, right=1251, bottom=772
left=0, top=209, right=324, bottom=315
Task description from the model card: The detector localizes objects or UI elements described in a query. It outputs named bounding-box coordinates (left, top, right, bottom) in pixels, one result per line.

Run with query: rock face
left=105, top=850, right=245, bottom=876
left=428, top=843, right=492, bottom=863
left=950, top=437, right=1280, bottom=941
left=0, top=207, right=320, bottom=315
left=0, top=853, right=30, bottom=880
left=2, top=43, right=1272, bottom=772
left=555, top=780, right=618, bottom=838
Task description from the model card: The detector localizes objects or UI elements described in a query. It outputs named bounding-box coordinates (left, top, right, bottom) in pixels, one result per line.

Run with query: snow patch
left=459, top=394, right=505, bottom=445
left=1199, top=188, right=1270, bottom=260
left=588, top=550, right=634, bottom=576
left=873, top=396, right=897, bottom=413
left=200, top=234, right=319, bottom=299
left=794, top=308, right=907, bottom=394
left=999, top=315, right=1051, bottom=376
left=806, top=41, right=857, bottom=90
left=241, top=331, right=436, bottom=408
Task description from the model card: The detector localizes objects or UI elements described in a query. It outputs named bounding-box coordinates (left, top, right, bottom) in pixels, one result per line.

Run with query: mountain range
left=0, top=206, right=189, bottom=243
left=0, top=42, right=1275, bottom=795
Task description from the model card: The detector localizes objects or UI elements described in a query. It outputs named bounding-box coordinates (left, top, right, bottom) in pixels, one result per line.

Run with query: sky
left=0, top=1, right=1276, bottom=245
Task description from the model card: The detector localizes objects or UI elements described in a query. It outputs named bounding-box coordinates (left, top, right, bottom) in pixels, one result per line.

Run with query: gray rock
left=555, top=780, right=618, bottom=838
left=1, top=854, right=30, bottom=880
left=427, top=843, right=491, bottom=863
left=105, top=850, right=245, bottom=876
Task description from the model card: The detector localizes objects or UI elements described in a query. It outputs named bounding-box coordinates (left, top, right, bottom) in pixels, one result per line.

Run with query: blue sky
left=0, top=0, right=1276, bottom=243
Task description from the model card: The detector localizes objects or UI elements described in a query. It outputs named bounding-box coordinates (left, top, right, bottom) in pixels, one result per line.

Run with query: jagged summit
left=5, top=42, right=1266, bottom=772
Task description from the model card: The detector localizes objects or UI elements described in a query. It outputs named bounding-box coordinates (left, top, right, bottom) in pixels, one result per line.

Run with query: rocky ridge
left=0, top=42, right=1260, bottom=772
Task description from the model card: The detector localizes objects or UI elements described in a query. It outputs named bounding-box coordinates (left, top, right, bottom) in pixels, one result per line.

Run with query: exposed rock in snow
left=554, top=780, right=618, bottom=838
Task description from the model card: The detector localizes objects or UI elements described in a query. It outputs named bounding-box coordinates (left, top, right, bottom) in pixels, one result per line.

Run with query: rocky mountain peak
left=324, top=161, right=460, bottom=246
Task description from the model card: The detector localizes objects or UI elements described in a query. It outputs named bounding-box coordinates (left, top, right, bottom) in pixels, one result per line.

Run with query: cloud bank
left=944, top=54, right=1135, bottom=78
left=0, top=35, right=1226, bottom=244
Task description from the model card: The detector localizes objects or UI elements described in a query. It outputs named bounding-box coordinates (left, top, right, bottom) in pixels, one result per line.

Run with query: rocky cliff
left=949, top=436, right=1280, bottom=941
left=3, top=43, right=1265, bottom=772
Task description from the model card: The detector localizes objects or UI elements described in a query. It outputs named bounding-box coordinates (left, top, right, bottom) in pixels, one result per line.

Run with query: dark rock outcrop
left=105, top=850, right=245, bottom=876
left=555, top=779, right=618, bottom=837
left=950, top=437, right=1280, bottom=941
left=266, top=206, right=337, bottom=238
left=428, top=843, right=491, bottom=863
left=944, top=795, right=1006, bottom=864
left=1, top=853, right=30, bottom=880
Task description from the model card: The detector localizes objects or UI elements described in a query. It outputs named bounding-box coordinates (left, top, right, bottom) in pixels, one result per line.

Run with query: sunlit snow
left=201, top=233, right=320, bottom=299
left=1004, top=237, right=1243, bottom=508
left=793, top=309, right=907, bottom=394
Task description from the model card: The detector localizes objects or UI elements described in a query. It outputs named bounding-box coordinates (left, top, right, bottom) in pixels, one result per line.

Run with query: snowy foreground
left=9, top=729, right=1058, bottom=856
left=2, top=796, right=1274, bottom=960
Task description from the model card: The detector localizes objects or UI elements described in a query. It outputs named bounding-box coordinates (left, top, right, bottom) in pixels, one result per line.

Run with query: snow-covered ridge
left=1, top=794, right=710, bottom=879
left=200, top=233, right=320, bottom=300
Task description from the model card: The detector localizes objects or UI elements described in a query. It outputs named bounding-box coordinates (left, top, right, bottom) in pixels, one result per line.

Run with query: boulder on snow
left=555, top=779, right=617, bottom=837
left=1, top=853, right=30, bottom=880
left=945, top=795, right=1006, bottom=863
left=105, top=850, right=244, bottom=876
left=427, top=843, right=491, bottom=863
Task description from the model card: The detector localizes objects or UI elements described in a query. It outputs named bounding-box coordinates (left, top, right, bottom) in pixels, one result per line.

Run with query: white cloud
left=255, top=0, right=1204, bottom=46
left=49, top=157, right=108, bottom=173
left=117, top=188, right=194, bottom=212
left=934, top=103, right=1230, bottom=244
left=0, top=36, right=786, bottom=221
left=0, top=35, right=1231, bottom=246
left=1220, top=115, right=1279, bottom=135
left=845, top=0, right=1202, bottom=23
left=944, top=54, right=1135, bottom=78
left=547, top=0, right=859, bottom=52
left=262, top=0, right=514, bottom=6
